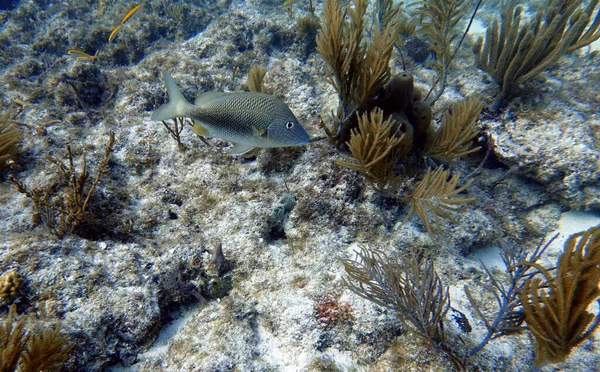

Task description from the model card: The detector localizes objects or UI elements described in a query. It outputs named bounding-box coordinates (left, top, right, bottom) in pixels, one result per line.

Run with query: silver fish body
left=151, top=71, right=310, bottom=155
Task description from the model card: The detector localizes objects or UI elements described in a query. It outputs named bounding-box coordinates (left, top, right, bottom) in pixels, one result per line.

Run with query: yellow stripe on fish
left=151, top=71, right=311, bottom=155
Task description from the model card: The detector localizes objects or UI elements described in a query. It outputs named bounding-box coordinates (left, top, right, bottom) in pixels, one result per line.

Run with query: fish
left=108, top=25, right=121, bottom=42
left=108, top=3, right=142, bottom=42
left=121, top=3, right=142, bottom=24
left=281, top=0, right=298, bottom=6
left=151, top=71, right=311, bottom=155
left=67, top=49, right=99, bottom=61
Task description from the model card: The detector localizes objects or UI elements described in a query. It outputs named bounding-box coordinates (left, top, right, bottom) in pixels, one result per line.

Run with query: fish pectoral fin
left=228, top=143, right=256, bottom=156
left=252, top=127, right=268, bottom=138
left=192, top=122, right=210, bottom=136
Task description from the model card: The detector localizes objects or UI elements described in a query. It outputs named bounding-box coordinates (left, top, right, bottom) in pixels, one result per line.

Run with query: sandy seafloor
left=1, top=0, right=600, bottom=371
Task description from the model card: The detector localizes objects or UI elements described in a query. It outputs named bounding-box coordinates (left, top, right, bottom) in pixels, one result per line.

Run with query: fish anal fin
left=243, top=148, right=261, bottom=159
left=228, top=143, right=256, bottom=156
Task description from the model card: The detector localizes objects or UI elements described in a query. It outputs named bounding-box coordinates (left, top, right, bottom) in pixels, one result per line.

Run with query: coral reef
left=0, top=0, right=598, bottom=371
left=316, top=0, right=484, bottom=232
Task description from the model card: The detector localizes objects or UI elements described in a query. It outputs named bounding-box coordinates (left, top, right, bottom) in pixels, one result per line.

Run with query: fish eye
left=285, top=121, right=294, bottom=130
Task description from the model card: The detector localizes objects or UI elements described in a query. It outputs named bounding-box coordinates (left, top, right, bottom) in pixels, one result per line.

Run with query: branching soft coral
left=0, top=107, right=20, bottom=170
left=395, top=167, right=474, bottom=234
left=475, top=0, right=600, bottom=110
left=316, top=0, right=395, bottom=146
left=519, top=225, right=600, bottom=368
left=335, top=108, right=407, bottom=194
left=425, top=97, right=484, bottom=161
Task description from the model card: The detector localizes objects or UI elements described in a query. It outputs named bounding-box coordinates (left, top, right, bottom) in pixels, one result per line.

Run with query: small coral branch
left=335, top=108, right=406, bottom=194
left=425, top=97, right=484, bottom=161
left=0, top=107, right=21, bottom=170
left=246, top=65, right=267, bottom=93
left=396, top=167, right=474, bottom=234
left=0, top=305, right=27, bottom=371
left=465, top=235, right=554, bottom=356
left=20, top=320, right=73, bottom=372
left=10, top=131, right=115, bottom=237
left=161, top=117, right=192, bottom=153
left=0, top=305, right=72, bottom=372
left=415, top=0, right=472, bottom=104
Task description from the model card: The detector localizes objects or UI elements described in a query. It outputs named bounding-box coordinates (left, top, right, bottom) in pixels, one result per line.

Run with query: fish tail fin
left=151, top=71, right=190, bottom=121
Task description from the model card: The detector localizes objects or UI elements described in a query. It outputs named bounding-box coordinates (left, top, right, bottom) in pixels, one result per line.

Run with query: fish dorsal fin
left=228, top=143, right=256, bottom=156
left=192, top=121, right=210, bottom=136
left=195, top=91, right=227, bottom=106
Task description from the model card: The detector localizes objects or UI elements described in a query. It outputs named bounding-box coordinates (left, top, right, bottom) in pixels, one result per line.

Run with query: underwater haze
left=1, top=0, right=600, bottom=371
